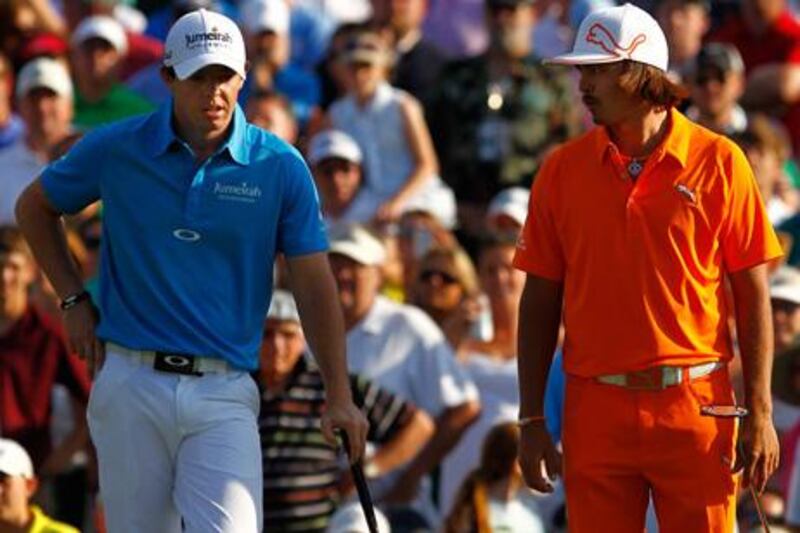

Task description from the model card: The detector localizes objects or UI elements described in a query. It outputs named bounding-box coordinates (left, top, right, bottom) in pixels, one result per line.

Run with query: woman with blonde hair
left=409, top=244, right=485, bottom=357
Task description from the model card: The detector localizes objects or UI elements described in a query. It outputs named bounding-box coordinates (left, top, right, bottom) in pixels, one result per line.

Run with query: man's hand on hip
left=519, top=423, right=561, bottom=493
left=322, top=397, right=369, bottom=463
left=63, top=300, right=105, bottom=378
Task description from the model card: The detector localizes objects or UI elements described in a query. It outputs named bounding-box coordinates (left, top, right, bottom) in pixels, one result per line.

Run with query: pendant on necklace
left=627, top=159, right=644, bottom=177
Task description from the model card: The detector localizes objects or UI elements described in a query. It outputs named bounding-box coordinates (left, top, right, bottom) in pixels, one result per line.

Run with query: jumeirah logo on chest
left=213, top=182, right=262, bottom=203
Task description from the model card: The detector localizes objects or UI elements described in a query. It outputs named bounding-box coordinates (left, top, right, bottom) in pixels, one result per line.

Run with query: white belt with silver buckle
left=106, top=342, right=232, bottom=374
left=596, top=361, right=725, bottom=389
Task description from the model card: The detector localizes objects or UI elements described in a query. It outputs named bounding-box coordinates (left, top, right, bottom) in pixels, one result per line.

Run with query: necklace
left=627, top=158, right=645, bottom=178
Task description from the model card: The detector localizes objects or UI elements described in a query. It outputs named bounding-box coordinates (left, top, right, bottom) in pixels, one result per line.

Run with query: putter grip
left=339, top=430, right=380, bottom=533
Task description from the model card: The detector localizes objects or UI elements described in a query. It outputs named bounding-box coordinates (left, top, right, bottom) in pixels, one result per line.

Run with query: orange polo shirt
left=513, top=109, right=782, bottom=377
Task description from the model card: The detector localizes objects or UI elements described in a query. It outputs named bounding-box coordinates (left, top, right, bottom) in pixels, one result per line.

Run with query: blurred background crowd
left=3, top=0, right=800, bottom=531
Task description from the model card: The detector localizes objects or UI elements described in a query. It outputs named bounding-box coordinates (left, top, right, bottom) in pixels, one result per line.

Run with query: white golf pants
left=87, top=349, right=263, bottom=533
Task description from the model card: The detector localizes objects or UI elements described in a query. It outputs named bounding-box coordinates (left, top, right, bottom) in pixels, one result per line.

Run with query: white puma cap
left=546, top=3, right=669, bottom=72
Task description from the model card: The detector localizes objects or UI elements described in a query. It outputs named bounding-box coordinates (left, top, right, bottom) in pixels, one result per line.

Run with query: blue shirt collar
left=150, top=99, right=251, bottom=165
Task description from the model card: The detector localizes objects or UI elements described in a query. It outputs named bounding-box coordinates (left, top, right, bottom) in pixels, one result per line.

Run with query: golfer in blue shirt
left=15, top=9, right=367, bottom=533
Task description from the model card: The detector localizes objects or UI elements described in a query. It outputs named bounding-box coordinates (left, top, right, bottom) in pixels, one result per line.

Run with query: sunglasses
left=419, top=269, right=459, bottom=285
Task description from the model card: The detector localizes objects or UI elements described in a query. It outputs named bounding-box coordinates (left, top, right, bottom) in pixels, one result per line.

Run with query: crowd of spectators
left=4, top=0, right=800, bottom=531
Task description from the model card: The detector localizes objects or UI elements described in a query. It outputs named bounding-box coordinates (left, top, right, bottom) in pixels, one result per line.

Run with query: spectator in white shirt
left=328, top=223, right=480, bottom=525
left=0, top=58, right=73, bottom=224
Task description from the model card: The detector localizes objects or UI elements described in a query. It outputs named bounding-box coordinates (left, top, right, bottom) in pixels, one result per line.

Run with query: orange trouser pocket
left=562, top=369, right=738, bottom=533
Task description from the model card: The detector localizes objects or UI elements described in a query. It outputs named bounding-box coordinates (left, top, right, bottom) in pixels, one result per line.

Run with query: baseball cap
left=15, top=57, right=73, bottom=100
left=547, top=3, right=669, bottom=72
left=401, top=181, right=457, bottom=230
left=18, top=33, right=69, bottom=64
left=770, top=266, right=800, bottom=305
left=693, top=43, right=744, bottom=77
left=343, top=33, right=390, bottom=65
left=487, top=187, right=530, bottom=228
left=164, top=9, right=247, bottom=81
left=71, top=15, right=129, bottom=55
left=267, top=289, right=300, bottom=322
left=326, top=501, right=391, bottom=533
left=240, top=0, right=290, bottom=36
left=308, top=130, right=363, bottom=166
left=328, top=224, right=387, bottom=266
left=0, top=440, right=34, bottom=479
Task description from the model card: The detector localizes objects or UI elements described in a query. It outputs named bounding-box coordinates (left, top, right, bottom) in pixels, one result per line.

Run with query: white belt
left=595, top=361, right=725, bottom=390
left=106, top=342, right=233, bottom=375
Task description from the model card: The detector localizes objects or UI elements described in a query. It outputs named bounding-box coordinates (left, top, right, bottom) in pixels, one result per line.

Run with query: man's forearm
left=729, top=265, right=774, bottom=415
left=517, top=276, right=563, bottom=418
left=287, top=254, right=352, bottom=400
left=393, top=401, right=480, bottom=485
left=16, top=180, right=84, bottom=298
left=369, top=410, right=434, bottom=475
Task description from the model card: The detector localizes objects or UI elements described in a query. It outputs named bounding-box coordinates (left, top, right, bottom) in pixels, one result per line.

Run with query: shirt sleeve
left=40, top=130, right=105, bottom=214
left=350, top=374, right=415, bottom=444
left=276, top=150, right=329, bottom=257
left=720, top=140, right=784, bottom=272
left=512, top=152, right=566, bottom=280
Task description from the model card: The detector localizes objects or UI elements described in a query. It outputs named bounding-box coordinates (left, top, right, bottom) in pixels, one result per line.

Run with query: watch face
left=699, top=405, right=748, bottom=418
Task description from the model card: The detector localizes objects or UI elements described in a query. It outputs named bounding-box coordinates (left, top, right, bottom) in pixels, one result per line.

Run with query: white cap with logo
left=16, top=58, right=73, bottom=100
left=308, top=130, right=363, bottom=166
left=547, top=3, right=668, bottom=72
left=0, top=439, right=34, bottom=479
left=164, top=9, right=247, bottom=80
left=72, top=15, right=129, bottom=56
left=240, top=0, right=290, bottom=36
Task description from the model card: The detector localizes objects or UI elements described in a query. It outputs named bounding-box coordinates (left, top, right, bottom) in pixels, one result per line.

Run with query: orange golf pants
left=562, top=368, right=738, bottom=533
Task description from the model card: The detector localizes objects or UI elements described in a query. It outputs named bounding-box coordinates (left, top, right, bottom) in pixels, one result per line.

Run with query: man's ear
left=160, top=66, right=176, bottom=86
left=24, top=477, right=39, bottom=499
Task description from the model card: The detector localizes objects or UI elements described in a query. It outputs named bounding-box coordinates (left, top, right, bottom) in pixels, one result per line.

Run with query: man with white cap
left=307, top=129, right=381, bottom=226
left=513, top=4, right=782, bottom=531
left=258, top=289, right=432, bottom=532
left=0, top=439, right=78, bottom=533
left=17, top=8, right=367, bottom=533
left=239, top=0, right=321, bottom=127
left=0, top=58, right=74, bottom=225
left=70, top=14, right=153, bottom=128
left=329, top=224, right=480, bottom=525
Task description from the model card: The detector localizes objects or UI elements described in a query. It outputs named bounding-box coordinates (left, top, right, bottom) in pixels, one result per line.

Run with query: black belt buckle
left=153, top=352, right=203, bottom=376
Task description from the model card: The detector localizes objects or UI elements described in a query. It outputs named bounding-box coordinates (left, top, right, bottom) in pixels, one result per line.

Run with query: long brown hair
left=618, top=60, right=689, bottom=109
left=444, top=422, right=522, bottom=533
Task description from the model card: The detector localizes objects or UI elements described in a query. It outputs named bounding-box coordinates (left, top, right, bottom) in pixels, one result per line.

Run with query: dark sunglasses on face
left=419, top=269, right=459, bottom=285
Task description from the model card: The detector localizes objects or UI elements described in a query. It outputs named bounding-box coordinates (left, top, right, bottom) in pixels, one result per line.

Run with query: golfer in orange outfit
left=514, top=4, right=782, bottom=532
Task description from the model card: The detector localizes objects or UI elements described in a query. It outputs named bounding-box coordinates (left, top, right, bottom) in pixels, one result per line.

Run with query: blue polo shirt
left=41, top=101, right=328, bottom=370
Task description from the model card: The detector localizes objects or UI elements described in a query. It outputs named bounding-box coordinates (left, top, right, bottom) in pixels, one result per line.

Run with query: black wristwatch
left=60, top=290, right=91, bottom=311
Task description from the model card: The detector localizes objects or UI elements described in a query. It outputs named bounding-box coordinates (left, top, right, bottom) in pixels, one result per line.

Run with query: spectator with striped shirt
left=257, top=290, right=434, bottom=532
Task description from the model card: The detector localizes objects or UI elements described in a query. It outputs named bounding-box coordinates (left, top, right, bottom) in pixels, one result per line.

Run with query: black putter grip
left=339, top=430, right=380, bottom=533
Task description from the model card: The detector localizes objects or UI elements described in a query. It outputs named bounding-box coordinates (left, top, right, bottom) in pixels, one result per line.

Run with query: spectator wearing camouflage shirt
left=427, top=0, right=580, bottom=237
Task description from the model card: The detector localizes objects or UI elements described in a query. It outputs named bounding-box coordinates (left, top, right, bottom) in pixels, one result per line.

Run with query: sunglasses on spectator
left=419, top=269, right=459, bottom=285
